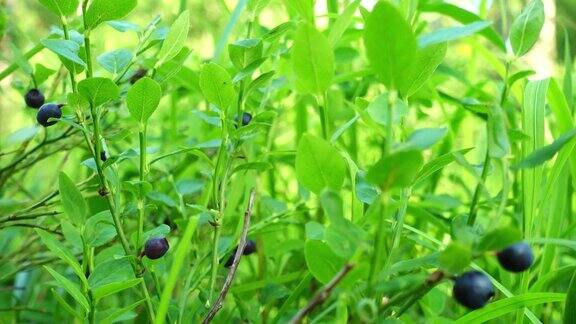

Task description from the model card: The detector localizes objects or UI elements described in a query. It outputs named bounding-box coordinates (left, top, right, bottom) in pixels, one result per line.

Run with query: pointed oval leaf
left=364, top=2, right=416, bottom=89
left=127, top=77, right=162, bottom=125
left=35, top=229, right=86, bottom=284
left=43, top=266, right=90, bottom=312
left=156, top=10, right=190, bottom=66
left=199, top=62, right=236, bottom=111
left=304, top=240, right=345, bottom=284
left=418, top=21, right=491, bottom=48
left=59, top=172, right=87, bottom=227
left=38, top=0, right=78, bottom=17
left=78, top=77, right=120, bottom=107
left=97, top=49, right=132, bottom=74
left=399, top=42, right=447, bottom=97
left=366, top=150, right=424, bottom=190
left=295, top=134, right=347, bottom=194
left=292, top=22, right=334, bottom=93
left=41, top=39, right=86, bottom=67
left=85, top=0, right=137, bottom=30
left=509, top=0, right=545, bottom=57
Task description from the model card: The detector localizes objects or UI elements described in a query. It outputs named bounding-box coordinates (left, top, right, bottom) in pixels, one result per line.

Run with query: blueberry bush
left=1, top=0, right=576, bottom=323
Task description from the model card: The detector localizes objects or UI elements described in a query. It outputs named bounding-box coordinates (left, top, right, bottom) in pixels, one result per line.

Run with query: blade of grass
left=155, top=216, right=199, bottom=324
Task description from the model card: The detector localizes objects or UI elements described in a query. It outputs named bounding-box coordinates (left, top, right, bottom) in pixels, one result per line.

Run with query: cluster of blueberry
left=24, top=89, right=63, bottom=127
left=25, top=89, right=254, bottom=130
left=142, top=237, right=257, bottom=267
left=453, top=242, right=533, bottom=309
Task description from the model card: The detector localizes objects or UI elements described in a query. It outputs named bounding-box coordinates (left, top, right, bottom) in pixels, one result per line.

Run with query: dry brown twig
left=202, top=189, right=256, bottom=324
left=289, top=263, right=355, bottom=324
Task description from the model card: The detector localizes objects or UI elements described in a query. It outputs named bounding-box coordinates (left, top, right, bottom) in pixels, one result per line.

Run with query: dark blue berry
left=243, top=239, right=257, bottom=255
left=497, top=242, right=533, bottom=272
left=224, top=239, right=257, bottom=268
left=36, top=103, right=63, bottom=127
left=235, top=112, right=253, bottom=127
left=453, top=271, right=495, bottom=309
left=144, top=237, right=169, bottom=260
left=25, top=89, right=45, bottom=108
left=130, top=68, right=147, bottom=84
left=100, top=151, right=107, bottom=162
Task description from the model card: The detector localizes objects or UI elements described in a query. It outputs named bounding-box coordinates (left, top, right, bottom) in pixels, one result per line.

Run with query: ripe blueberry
left=100, top=151, right=107, bottom=162
left=453, top=271, right=495, bottom=309
left=496, top=242, right=533, bottom=272
left=234, top=112, right=253, bottom=127
left=144, top=237, right=169, bottom=260
left=243, top=239, right=257, bottom=255
left=130, top=68, right=148, bottom=84
left=25, top=89, right=45, bottom=108
left=224, top=239, right=257, bottom=268
left=36, top=103, right=63, bottom=127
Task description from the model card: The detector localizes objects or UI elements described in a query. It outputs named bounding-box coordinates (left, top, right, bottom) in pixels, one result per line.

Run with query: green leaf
left=328, top=0, right=360, bottom=46
left=364, top=1, right=416, bottom=89
left=93, top=278, right=142, bottom=300
left=38, top=0, right=78, bottom=17
left=34, top=63, right=56, bottom=85
left=292, top=22, right=334, bottom=93
left=88, top=258, right=134, bottom=289
left=229, top=39, right=263, bottom=70
left=58, top=172, right=87, bottom=227
left=325, top=221, right=365, bottom=259
left=97, top=49, right=132, bottom=74
left=154, top=47, right=191, bottom=84
left=248, top=0, right=272, bottom=13
left=439, top=242, right=472, bottom=274
left=156, top=10, right=190, bottom=66
left=85, top=0, right=137, bottom=30
left=77, top=77, right=120, bottom=107
left=98, top=299, right=145, bottom=323
left=35, top=229, right=86, bottom=283
left=396, top=128, right=448, bottom=151
left=41, top=39, right=86, bottom=67
left=295, top=134, right=347, bottom=194
left=476, top=227, right=522, bottom=252
left=199, top=62, right=236, bottom=111
left=304, top=240, right=345, bottom=284
left=455, top=293, right=565, bottom=324
left=487, top=105, right=510, bottom=158
left=565, top=272, right=576, bottom=324
left=126, top=77, right=162, bottom=125
left=366, top=150, right=424, bottom=190
left=84, top=211, right=117, bottom=247
left=51, top=288, right=84, bottom=319
left=418, top=21, right=491, bottom=48
left=509, top=0, right=544, bottom=57
left=515, top=128, right=576, bottom=169
left=419, top=3, right=506, bottom=51
left=399, top=42, right=447, bottom=97
left=43, top=266, right=90, bottom=312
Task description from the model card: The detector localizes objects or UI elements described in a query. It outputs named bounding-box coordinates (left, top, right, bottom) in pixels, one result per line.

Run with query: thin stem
left=318, top=93, right=329, bottom=140
left=61, top=18, right=77, bottom=91
left=136, top=127, right=147, bottom=250
left=468, top=61, right=511, bottom=227
left=208, top=159, right=232, bottom=304
left=289, top=263, right=354, bottom=324
left=467, top=150, right=491, bottom=226
left=381, top=270, right=445, bottom=314
left=203, top=190, right=256, bottom=323
left=80, top=2, right=155, bottom=320
left=383, top=187, right=412, bottom=272
left=368, top=191, right=389, bottom=289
